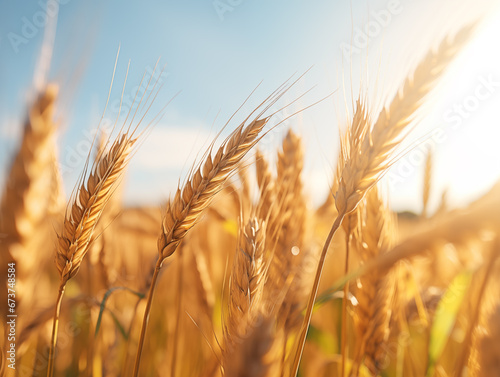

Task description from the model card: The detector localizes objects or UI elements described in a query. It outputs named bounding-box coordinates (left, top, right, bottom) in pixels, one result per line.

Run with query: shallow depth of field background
left=2, top=2, right=500, bottom=377
left=1, top=0, right=500, bottom=214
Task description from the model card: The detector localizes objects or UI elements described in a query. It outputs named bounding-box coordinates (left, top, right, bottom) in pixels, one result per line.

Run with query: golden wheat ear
left=0, top=84, right=59, bottom=325
left=269, top=130, right=309, bottom=332
left=224, top=217, right=267, bottom=346
left=350, top=188, right=396, bottom=376
left=134, top=78, right=301, bottom=375
left=56, top=134, right=136, bottom=283
left=337, top=25, right=474, bottom=216
left=292, top=25, right=476, bottom=377
left=155, top=73, right=312, bottom=264
left=157, top=117, right=270, bottom=261
left=47, top=131, right=138, bottom=377
left=0, top=83, right=58, bottom=249
left=255, top=149, right=278, bottom=227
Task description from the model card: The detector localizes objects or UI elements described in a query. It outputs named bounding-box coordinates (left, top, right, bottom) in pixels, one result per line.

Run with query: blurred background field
left=1, top=1, right=500, bottom=377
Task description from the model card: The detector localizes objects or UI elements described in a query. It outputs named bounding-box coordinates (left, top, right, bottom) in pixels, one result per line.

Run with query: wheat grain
left=55, top=134, right=136, bottom=282
left=157, top=117, right=269, bottom=261
left=350, top=188, right=395, bottom=376
left=225, top=217, right=267, bottom=349
left=267, top=130, right=308, bottom=332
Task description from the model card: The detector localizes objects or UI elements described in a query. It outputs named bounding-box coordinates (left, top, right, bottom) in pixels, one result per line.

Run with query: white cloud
left=133, top=125, right=214, bottom=171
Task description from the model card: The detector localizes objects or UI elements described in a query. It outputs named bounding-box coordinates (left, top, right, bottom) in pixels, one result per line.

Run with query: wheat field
left=1, top=6, right=500, bottom=377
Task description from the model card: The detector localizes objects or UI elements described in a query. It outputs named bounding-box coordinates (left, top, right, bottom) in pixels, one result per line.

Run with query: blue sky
left=1, top=0, right=500, bottom=212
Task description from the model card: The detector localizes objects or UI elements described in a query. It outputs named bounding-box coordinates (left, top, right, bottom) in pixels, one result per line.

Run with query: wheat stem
left=341, top=230, right=351, bottom=377
left=47, top=282, right=66, bottom=377
left=133, top=260, right=162, bottom=377
left=291, top=212, right=346, bottom=377
left=171, top=248, right=184, bottom=377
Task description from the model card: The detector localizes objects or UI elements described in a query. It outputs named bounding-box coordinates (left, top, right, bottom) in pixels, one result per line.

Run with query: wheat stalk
left=292, top=26, right=473, bottom=376
left=292, top=100, right=370, bottom=377
left=133, top=99, right=282, bottom=376
left=48, top=133, right=136, bottom=377
left=340, top=202, right=363, bottom=377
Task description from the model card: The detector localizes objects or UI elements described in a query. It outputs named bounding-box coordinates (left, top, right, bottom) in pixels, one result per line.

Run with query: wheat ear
left=48, top=133, right=136, bottom=377
left=224, top=217, right=267, bottom=352
left=292, top=26, right=473, bottom=377
left=255, top=149, right=277, bottom=223
left=133, top=110, right=276, bottom=377
left=273, top=130, right=308, bottom=333
left=0, top=85, right=58, bottom=324
left=47, top=147, right=66, bottom=216
left=350, top=188, right=395, bottom=376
